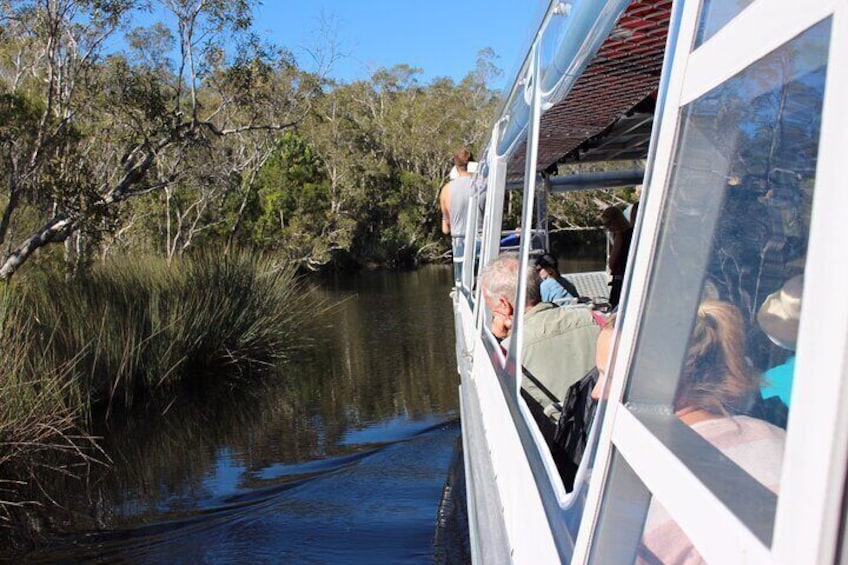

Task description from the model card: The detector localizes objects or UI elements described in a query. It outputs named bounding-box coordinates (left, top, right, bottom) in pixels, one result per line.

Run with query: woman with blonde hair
left=674, top=300, right=762, bottom=421
left=639, top=300, right=786, bottom=564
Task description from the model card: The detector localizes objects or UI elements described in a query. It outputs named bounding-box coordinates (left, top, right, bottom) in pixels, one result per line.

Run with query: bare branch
left=0, top=216, right=74, bottom=279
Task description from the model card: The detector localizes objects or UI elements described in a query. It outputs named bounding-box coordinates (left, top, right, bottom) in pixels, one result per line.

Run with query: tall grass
left=21, top=251, right=317, bottom=411
left=0, top=251, right=318, bottom=534
left=0, top=295, right=99, bottom=528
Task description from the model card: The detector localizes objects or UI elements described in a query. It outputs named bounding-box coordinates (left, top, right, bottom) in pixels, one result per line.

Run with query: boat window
left=589, top=449, right=652, bottom=562
left=461, top=169, right=489, bottom=303
left=482, top=324, right=508, bottom=368
left=598, top=448, right=754, bottom=563
left=693, top=0, right=755, bottom=48
left=624, top=15, right=830, bottom=532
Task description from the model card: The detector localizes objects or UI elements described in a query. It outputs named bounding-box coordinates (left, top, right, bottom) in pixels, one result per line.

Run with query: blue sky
left=252, top=1, right=546, bottom=90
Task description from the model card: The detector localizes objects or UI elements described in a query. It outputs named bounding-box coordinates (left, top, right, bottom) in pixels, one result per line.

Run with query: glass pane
left=590, top=449, right=651, bottom=562
left=624, top=16, right=831, bottom=535
left=639, top=491, right=699, bottom=563
left=693, top=0, right=755, bottom=48
left=463, top=167, right=488, bottom=297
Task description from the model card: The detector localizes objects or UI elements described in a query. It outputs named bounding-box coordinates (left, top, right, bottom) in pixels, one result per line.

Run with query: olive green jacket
left=506, top=302, right=600, bottom=420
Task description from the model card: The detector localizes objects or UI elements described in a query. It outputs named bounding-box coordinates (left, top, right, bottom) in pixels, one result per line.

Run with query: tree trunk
left=0, top=216, right=74, bottom=280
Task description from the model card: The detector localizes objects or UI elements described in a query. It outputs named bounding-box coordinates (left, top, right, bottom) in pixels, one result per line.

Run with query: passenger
left=499, top=227, right=520, bottom=248
left=757, top=275, right=802, bottom=406
left=623, top=184, right=642, bottom=227
left=479, top=254, right=599, bottom=421
left=448, top=160, right=478, bottom=180
left=440, top=148, right=475, bottom=283
left=534, top=253, right=580, bottom=303
left=601, top=206, right=633, bottom=308
left=546, top=314, right=617, bottom=490
left=637, top=301, right=786, bottom=565
left=590, top=314, right=616, bottom=401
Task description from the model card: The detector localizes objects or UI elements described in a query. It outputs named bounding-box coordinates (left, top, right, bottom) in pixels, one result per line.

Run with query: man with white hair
left=479, top=253, right=600, bottom=421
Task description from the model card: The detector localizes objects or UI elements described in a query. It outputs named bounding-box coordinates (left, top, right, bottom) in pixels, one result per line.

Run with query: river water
left=25, top=266, right=463, bottom=563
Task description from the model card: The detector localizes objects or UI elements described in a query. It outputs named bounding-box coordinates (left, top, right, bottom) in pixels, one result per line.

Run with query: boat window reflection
left=625, top=16, right=830, bottom=529
left=638, top=491, right=701, bottom=563
left=693, top=0, right=755, bottom=48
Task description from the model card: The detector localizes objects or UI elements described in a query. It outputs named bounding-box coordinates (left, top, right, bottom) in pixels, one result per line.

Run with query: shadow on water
left=21, top=265, right=468, bottom=563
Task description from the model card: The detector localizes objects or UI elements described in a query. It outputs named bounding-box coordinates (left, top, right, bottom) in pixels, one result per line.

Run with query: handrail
left=503, top=169, right=645, bottom=192
left=548, top=169, right=645, bottom=191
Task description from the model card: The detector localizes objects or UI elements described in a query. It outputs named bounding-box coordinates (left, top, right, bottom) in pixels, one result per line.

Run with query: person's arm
left=608, top=232, right=624, bottom=275
left=629, top=201, right=639, bottom=226
left=439, top=183, right=451, bottom=235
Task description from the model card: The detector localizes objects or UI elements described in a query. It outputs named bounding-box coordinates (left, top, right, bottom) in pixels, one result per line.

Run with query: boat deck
left=566, top=271, right=610, bottom=301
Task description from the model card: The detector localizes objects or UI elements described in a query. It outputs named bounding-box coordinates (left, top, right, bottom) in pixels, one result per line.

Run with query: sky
left=252, top=0, right=547, bottom=91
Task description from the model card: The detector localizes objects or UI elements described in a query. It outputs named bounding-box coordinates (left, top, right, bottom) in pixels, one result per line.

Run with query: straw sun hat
left=757, top=275, right=803, bottom=351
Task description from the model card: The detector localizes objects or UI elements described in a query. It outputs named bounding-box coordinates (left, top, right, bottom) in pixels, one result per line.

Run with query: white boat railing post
left=482, top=133, right=508, bottom=269
left=772, top=2, right=848, bottom=561
left=508, top=42, right=543, bottom=377
left=461, top=177, right=481, bottom=296
left=505, top=36, right=545, bottom=560
left=572, top=0, right=689, bottom=560
left=475, top=125, right=509, bottom=333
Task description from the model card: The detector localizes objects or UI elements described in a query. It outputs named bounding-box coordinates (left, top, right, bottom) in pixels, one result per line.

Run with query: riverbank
left=0, top=251, right=321, bottom=541
left=6, top=266, right=461, bottom=560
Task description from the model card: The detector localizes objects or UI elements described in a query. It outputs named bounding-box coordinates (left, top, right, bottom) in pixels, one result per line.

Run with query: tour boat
left=451, top=0, right=848, bottom=562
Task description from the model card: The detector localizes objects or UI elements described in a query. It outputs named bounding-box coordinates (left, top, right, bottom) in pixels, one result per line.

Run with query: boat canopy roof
left=493, top=0, right=672, bottom=183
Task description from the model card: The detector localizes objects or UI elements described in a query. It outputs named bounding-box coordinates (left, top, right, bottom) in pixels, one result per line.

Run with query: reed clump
left=0, top=292, right=97, bottom=530
left=0, top=251, right=317, bottom=531
left=19, top=251, right=316, bottom=410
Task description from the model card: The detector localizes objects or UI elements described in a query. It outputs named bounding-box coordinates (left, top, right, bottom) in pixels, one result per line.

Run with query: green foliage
left=245, top=60, right=502, bottom=268
left=98, top=55, right=172, bottom=128
left=0, top=2, right=502, bottom=275
left=0, top=0, right=313, bottom=279
left=0, top=92, right=41, bottom=139
left=250, top=132, right=326, bottom=245
left=18, top=251, right=319, bottom=410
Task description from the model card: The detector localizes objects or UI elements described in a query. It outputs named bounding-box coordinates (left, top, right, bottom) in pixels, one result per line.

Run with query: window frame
left=573, top=0, right=848, bottom=563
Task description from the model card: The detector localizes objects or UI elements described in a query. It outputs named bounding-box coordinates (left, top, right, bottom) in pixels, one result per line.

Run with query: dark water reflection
left=26, top=266, right=461, bottom=563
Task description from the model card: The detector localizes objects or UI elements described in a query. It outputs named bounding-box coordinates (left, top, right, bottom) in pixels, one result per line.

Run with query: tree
left=0, top=0, right=307, bottom=279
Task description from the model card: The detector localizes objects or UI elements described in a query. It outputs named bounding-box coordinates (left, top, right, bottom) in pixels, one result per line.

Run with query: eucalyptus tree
left=355, top=58, right=500, bottom=262
left=0, top=0, right=308, bottom=279
left=282, top=77, right=384, bottom=267
left=275, top=58, right=500, bottom=267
